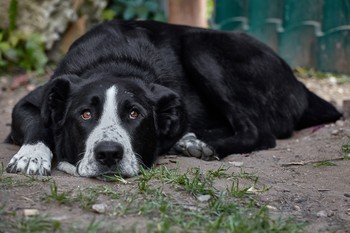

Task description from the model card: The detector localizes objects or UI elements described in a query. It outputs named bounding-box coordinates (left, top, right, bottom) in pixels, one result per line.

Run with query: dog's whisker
left=134, top=153, right=145, bottom=168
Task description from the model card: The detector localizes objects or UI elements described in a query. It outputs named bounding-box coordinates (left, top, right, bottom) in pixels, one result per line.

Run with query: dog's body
left=6, top=20, right=341, bottom=178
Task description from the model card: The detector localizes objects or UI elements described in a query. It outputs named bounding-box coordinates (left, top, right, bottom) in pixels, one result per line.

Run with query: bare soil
left=0, top=76, right=350, bottom=232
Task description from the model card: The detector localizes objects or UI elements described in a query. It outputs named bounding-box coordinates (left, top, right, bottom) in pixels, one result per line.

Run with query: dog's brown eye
left=129, top=109, right=140, bottom=119
left=81, top=111, right=92, bottom=120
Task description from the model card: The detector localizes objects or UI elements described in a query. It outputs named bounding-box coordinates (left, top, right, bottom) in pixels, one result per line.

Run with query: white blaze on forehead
left=100, top=86, right=122, bottom=129
left=76, top=85, right=139, bottom=177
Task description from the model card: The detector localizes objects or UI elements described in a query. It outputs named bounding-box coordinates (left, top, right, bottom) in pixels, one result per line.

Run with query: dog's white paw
left=6, top=142, right=53, bottom=176
left=173, top=133, right=219, bottom=161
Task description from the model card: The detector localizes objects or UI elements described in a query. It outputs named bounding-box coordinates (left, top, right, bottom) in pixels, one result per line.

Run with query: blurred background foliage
left=0, top=0, right=174, bottom=75
left=102, top=0, right=166, bottom=21
left=1, top=0, right=347, bottom=76
left=0, top=0, right=47, bottom=74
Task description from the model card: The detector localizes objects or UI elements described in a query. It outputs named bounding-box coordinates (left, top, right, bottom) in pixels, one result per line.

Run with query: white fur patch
left=6, top=142, right=53, bottom=176
left=57, top=161, right=78, bottom=176
left=76, top=85, right=139, bottom=177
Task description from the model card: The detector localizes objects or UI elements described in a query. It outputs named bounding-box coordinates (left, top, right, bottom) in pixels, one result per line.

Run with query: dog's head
left=41, top=74, right=187, bottom=178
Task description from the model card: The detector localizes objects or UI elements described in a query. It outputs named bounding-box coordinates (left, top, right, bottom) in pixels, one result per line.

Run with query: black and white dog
left=5, top=20, right=341, bottom=178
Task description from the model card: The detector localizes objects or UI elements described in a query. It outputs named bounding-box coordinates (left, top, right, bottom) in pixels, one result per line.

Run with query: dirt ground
left=0, top=76, right=350, bottom=232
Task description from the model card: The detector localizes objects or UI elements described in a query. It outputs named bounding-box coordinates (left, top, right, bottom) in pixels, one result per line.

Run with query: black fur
left=6, top=20, right=341, bottom=174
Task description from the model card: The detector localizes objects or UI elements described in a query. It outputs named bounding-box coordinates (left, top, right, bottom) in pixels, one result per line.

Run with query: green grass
left=1, top=164, right=303, bottom=232
left=110, top=166, right=303, bottom=232
left=294, top=67, right=350, bottom=83
left=313, top=160, right=337, bottom=167
left=0, top=162, right=52, bottom=189
left=45, top=182, right=72, bottom=204
left=342, top=143, right=350, bottom=154
left=136, top=166, right=260, bottom=198
left=10, top=215, right=61, bottom=233
left=100, top=174, right=129, bottom=183
left=0, top=205, right=61, bottom=233
left=341, top=137, right=350, bottom=159
left=44, top=182, right=121, bottom=210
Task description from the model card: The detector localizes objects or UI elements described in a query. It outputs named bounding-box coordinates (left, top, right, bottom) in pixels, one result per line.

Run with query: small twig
left=281, top=157, right=345, bottom=167
left=318, top=189, right=331, bottom=192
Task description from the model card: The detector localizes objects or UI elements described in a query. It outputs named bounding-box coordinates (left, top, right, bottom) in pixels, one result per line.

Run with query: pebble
left=247, top=186, right=259, bottom=194
left=336, top=120, right=345, bottom=127
left=23, top=209, right=39, bottom=217
left=328, top=77, right=337, bottom=85
left=228, top=161, right=243, bottom=167
left=184, top=205, right=200, bottom=212
left=331, top=129, right=339, bottom=135
left=26, top=84, right=36, bottom=91
left=316, top=210, right=328, bottom=218
left=266, top=205, right=278, bottom=211
left=0, top=77, right=9, bottom=86
left=92, top=203, right=107, bottom=214
left=197, top=194, right=211, bottom=202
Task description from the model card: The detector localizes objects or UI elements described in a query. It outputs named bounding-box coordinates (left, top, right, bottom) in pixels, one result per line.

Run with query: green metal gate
left=214, top=0, right=350, bottom=74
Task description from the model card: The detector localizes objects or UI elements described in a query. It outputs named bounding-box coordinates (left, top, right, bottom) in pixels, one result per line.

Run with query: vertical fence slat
left=214, top=0, right=248, bottom=30
left=248, top=0, right=283, bottom=52
left=318, top=0, right=350, bottom=73
left=214, top=0, right=350, bottom=74
left=279, top=0, right=323, bottom=68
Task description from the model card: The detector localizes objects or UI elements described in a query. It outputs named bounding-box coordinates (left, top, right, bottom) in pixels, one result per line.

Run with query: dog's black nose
left=94, top=141, right=124, bottom=166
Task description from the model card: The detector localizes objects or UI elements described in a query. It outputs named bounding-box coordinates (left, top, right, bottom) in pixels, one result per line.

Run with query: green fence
left=214, top=0, right=350, bottom=74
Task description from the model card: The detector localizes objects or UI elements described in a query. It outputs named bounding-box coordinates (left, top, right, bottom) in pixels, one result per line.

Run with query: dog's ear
left=41, top=75, right=80, bottom=128
left=150, top=84, right=188, bottom=138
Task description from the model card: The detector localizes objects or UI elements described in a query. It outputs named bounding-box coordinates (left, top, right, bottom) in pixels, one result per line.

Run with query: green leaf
left=3, top=48, right=19, bottom=62
left=8, top=33, right=20, bottom=47
left=9, top=0, right=18, bottom=31
left=102, top=9, right=116, bottom=21
left=111, top=5, right=124, bottom=17
left=25, top=38, right=39, bottom=51
left=153, top=12, right=166, bottom=21
left=136, top=5, right=149, bottom=19
left=0, top=42, right=11, bottom=51
left=0, top=59, right=7, bottom=68
left=145, top=1, right=158, bottom=12
left=123, top=6, right=136, bottom=20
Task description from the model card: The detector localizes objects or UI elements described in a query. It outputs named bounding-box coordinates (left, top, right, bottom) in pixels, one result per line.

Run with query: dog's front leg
left=6, top=87, right=54, bottom=176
